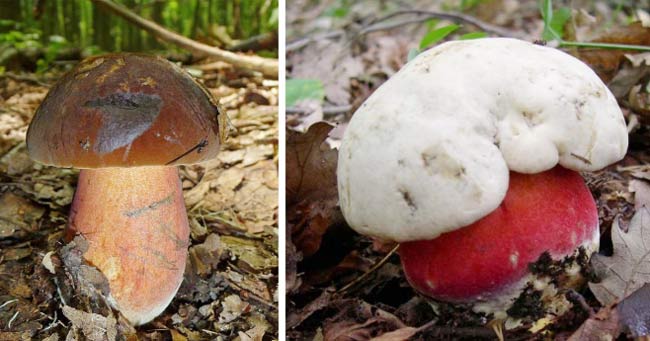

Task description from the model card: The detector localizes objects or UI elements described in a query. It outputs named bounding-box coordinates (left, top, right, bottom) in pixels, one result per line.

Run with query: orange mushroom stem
left=68, top=167, right=189, bottom=325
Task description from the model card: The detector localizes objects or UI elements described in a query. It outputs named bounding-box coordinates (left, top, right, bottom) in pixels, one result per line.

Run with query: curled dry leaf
left=589, top=208, right=650, bottom=306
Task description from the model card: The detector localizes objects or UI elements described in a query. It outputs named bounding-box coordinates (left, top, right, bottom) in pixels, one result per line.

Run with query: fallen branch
left=287, top=9, right=523, bottom=52
left=229, top=32, right=278, bottom=52
left=91, top=0, right=278, bottom=78
left=366, top=10, right=523, bottom=38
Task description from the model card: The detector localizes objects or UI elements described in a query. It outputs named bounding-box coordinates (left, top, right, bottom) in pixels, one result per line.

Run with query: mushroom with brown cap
left=26, top=53, right=226, bottom=325
left=337, top=38, right=628, bottom=325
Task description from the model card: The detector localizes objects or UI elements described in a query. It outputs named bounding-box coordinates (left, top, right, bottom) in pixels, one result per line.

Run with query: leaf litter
left=287, top=0, right=650, bottom=340
left=0, top=57, right=278, bottom=339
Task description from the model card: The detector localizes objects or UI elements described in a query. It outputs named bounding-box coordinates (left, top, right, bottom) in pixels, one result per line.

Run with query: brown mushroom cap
left=27, top=53, right=224, bottom=168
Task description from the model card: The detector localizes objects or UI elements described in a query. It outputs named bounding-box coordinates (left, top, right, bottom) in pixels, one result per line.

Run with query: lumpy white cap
left=337, top=38, right=628, bottom=242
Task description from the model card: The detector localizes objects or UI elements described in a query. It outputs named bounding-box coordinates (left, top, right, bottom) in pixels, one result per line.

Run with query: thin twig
left=338, top=244, right=399, bottom=293
left=560, top=40, right=650, bottom=51
left=359, top=10, right=523, bottom=38
left=1, top=72, right=51, bottom=87
left=0, top=299, right=18, bottom=310
left=222, top=277, right=277, bottom=310
left=287, top=31, right=344, bottom=52
left=286, top=105, right=352, bottom=115
left=7, top=311, right=19, bottom=329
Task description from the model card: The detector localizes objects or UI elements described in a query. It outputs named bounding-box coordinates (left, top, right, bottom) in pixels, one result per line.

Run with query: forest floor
left=287, top=0, right=650, bottom=340
left=0, top=58, right=278, bottom=340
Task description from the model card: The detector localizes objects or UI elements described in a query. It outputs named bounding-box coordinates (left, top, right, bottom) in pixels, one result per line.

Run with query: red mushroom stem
left=399, top=166, right=598, bottom=308
left=67, top=166, right=189, bottom=325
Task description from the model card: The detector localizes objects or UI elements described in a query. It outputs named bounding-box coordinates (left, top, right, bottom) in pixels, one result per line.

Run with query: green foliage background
left=0, top=0, right=278, bottom=72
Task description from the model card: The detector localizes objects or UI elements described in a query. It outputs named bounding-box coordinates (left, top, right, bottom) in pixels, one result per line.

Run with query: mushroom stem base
left=67, top=166, right=189, bottom=325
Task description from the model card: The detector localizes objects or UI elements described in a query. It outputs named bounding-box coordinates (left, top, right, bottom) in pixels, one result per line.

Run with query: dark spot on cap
left=84, top=92, right=162, bottom=154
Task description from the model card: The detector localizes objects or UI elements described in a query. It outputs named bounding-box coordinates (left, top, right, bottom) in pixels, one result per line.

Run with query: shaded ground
left=287, top=0, right=650, bottom=339
left=0, top=59, right=278, bottom=340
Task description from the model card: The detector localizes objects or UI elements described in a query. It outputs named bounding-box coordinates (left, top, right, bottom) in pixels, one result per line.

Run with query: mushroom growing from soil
left=26, top=54, right=225, bottom=325
left=337, top=38, right=628, bottom=326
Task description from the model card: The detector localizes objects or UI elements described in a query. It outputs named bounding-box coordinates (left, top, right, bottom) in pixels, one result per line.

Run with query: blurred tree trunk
left=65, top=0, right=80, bottom=44
left=0, top=1, right=21, bottom=33
left=208, top=0, right=214, bottom=24
left=233, top=0, right=241, bottom=38
left=93, top=3, right=113, bottom=51
left=217, top=0, right=229, bottom=30
left=191, top=0, right=201, bottom=39
left=41, top=0, right=57, bottom=43
left=150, top=0, right=164, bottom=49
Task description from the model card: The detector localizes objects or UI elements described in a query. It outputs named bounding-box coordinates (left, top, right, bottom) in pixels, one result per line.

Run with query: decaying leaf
left=568, top=305, right=620, bottom=341
left=590, top=208, right=650, bottom=306
left=62, top=305, right=117, bottom=341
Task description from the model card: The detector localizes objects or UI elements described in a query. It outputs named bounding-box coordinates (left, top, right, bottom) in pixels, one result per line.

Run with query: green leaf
left=286, top=79, right=325, bottom=107
left=550, top=7, right=571, bottom=39
left=540, top=0, right=571, bottom=41
left=459, top=32, right=488, bottom=40
left=419, top=24, right=460, bottom=49
left=407, top=48, right=420, bottom=62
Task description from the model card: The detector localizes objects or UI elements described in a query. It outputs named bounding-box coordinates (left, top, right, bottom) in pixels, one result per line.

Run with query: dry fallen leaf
left=618, top=283, right=650, bottom=338
left=629, top=179, right=650, bottom=209
left=574, top=23, right=650, bottom=82
left=290, top=40, right=364, bottom=105
left=590, top=208, right=650, bottom=306
left=189, top=233, right=222, bottom=276
left=286, top=122, right=337, bottom=204
left=219, top=294, right=249, bottom=323
left=286, top=122, right=341, bottom=258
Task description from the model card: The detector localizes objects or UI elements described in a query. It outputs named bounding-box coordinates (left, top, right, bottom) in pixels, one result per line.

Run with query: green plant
left=409, top=21, right=486, bottom=62
left=540, top=0, right=571, bottom=41
left=286, top=79, right=325, bottom=107
left=36, top=35, right=68, bottom=74
left=419, top=24, right=460, bottom=50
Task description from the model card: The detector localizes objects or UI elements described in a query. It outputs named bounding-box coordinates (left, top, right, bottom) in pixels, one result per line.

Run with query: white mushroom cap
left=337, top=38, right=628, bottom=242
